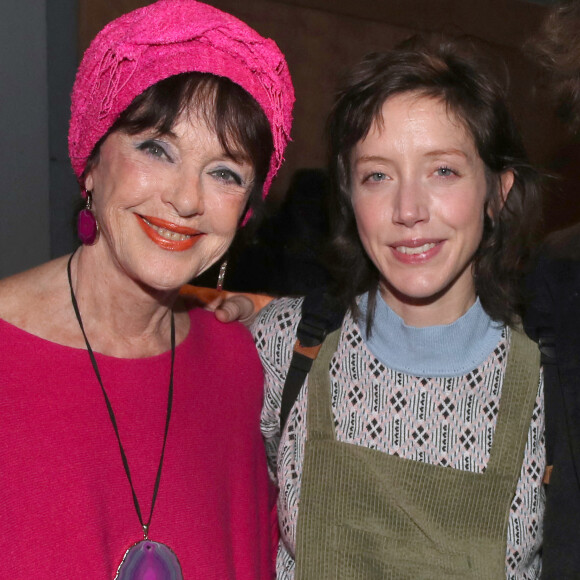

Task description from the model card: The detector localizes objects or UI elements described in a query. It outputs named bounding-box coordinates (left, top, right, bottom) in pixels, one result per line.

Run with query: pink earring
left=77, top=189, right=99, bottom=245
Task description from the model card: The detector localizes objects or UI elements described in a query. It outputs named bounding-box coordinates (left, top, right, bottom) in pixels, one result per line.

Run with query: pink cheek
left=359, top=212, right=384, bottom=238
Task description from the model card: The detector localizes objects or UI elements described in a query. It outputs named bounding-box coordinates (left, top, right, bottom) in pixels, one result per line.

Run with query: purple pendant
left=77, top=208, right=98, bottom=245
left=115, top=540, right=183, bottom=580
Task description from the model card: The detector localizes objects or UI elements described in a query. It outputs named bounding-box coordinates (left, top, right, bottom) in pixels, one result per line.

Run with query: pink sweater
left=0, top=308, right=274, bottom=579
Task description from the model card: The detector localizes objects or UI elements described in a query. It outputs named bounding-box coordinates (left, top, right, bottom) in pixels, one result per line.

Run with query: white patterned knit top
left=253, top=295, right=545, bottom=580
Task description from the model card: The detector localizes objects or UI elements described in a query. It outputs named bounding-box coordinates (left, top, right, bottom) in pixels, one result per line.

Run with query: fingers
left=205, top=296, right=224, bottom=312
left=214, top=295, right=256, bottom=326
left=200, top=290, right=260, bottom=326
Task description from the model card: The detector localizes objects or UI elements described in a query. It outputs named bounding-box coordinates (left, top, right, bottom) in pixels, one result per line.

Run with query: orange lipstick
left=136, top=214, right=203, bottom=252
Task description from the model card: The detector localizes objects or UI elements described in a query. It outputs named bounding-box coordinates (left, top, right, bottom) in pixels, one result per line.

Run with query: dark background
left=1, top=0, right=573, bottom=279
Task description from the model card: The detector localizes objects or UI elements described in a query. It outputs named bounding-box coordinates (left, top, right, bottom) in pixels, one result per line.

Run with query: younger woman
left=254, top=43, right=544, bottom=579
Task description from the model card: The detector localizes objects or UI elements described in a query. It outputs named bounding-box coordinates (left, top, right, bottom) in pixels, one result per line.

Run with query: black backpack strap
left=280, top=290, right=346, bottom=434
left=537, top=328, right=557, bottom=483
left=538, top=331, right=556, bottom=364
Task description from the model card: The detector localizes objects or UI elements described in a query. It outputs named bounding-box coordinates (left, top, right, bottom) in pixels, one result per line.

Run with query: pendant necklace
left=67, top=252, right=183, bottom=580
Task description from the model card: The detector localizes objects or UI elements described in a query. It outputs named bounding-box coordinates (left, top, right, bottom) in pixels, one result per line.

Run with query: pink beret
left=68, top=0, right=294, bottom=197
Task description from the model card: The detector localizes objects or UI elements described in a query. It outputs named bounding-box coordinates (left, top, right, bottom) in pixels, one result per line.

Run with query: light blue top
left=357, top=293, right=504, bottom=377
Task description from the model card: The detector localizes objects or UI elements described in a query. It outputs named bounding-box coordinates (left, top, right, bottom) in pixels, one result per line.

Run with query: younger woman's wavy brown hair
left=326, top=41, right=542, bottom=330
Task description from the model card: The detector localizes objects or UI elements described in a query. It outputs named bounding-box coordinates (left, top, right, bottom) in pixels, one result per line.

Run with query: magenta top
left=0, top=308, right=275, bottom=578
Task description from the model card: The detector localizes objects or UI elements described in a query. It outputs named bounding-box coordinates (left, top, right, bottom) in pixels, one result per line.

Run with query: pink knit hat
left=68, top=0, right=294, bottom=197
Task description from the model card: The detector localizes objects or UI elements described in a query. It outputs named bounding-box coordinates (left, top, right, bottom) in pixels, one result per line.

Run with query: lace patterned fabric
left=254, top=297, right=545, bottom=580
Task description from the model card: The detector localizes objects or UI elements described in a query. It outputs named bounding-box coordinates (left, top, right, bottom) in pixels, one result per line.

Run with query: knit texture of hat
left=68, top=0, right=294, bottom=197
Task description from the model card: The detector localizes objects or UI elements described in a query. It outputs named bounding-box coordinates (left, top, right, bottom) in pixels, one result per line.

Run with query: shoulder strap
left=280, top=289, right=346, bottom=434
left=537, top=328, right=557, bottom=482
left=538, top=331, right=556, bottom=364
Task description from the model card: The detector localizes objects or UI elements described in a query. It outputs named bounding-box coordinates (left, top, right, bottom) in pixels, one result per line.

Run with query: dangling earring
left=216, top=259, right=228, bottom=292
left=77, top=189, right=99, bottom=245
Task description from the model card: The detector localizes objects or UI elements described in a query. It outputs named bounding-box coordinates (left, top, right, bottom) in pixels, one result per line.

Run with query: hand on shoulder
left=179, top=284, right=270, bottom=326
left=206, top=294, right=259, bottom=326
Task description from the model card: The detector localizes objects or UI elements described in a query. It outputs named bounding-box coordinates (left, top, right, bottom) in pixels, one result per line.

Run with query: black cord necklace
left=67, top=251, right=183, bottom=579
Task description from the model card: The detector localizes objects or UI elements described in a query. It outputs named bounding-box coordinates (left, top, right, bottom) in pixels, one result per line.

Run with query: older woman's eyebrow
left=159, top=128, right=179, bottom=139
left=136, top=127, right=178, bottom=140
left=353, top=155, right=392, bottom=165
left=222, top=149, right=252, bottom=164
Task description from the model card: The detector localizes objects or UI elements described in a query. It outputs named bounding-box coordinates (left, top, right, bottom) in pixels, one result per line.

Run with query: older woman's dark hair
left=327, top=42, right=542, bottom=329
left=86, top=72, right=274, bottom=212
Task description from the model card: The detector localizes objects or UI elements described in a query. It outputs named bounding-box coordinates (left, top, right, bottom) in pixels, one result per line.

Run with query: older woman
left=0, top=1, right=293, bottom=578
left=251, top=43, right=544, bottom=578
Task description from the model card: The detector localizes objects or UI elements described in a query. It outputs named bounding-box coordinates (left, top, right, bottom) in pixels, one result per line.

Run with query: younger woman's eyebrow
left=424, top=148, right=470, bottom=160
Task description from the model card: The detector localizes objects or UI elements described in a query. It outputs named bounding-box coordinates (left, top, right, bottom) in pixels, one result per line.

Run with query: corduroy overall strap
left=295, top=327, right=540, bottom=580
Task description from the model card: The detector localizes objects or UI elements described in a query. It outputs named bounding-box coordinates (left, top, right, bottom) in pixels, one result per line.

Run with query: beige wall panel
left=207, top=0, right=418, bottom=195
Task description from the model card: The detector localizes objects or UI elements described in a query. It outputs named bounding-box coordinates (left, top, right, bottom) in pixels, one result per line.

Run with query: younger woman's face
left=350, top=92, right=513, bottom=325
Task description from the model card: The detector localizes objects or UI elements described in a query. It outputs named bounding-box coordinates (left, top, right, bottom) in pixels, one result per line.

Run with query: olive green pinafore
left=294, top=327, right=540, bottom=579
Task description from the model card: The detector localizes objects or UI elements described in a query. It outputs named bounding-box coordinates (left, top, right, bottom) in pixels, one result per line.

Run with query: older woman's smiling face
left=84, top=111, right=254, bottom=292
